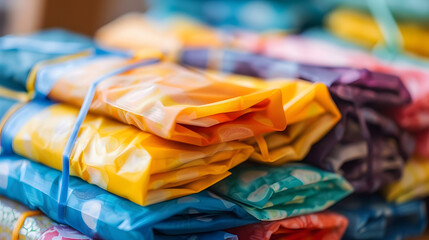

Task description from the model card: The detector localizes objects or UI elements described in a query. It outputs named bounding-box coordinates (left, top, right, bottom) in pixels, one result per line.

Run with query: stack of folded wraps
left=204, top=22, right=429, bottom=208
left=95, top=13, right=429, bottom=239
left=0, top=11, right=428, bottom=240
left=321, top=6, right=429, bottom=208
left=179, top=48, right=413, bottom=193
left=0, top=30, right=353, bottom=240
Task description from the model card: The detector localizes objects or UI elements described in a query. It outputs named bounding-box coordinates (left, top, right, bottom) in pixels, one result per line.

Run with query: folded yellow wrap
left=4, top=101, right=254, bottom=206
left=38, top=59, right=287, bottom=146
left=327, top=8, right=429, bottom=58
left=384, top=156, right=429, bottom=203
left=211, top=73, right=341, bottom=165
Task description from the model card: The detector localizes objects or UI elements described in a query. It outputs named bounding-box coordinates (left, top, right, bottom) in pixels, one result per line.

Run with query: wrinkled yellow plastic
left=11, top=103, right=254, bottom=206
left=327, top=8, right=429, bottom=58
left=45, top=61, right=287, bottom=146
left=384, top=156, right=429, bottom=203
left=210, top=73, right=341, bottom=165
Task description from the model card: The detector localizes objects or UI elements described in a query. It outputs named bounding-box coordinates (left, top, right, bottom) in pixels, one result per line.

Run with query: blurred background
left=0, top=0, right=147, bottom=36
left=1, top=0, right=428, bottom=59
left=1, top=0, right=427, bottom=35
left=0, top=0, right=337, bottom=36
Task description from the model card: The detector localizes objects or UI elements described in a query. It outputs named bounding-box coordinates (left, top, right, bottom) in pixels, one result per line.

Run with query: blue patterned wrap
left=0, top=155, right=257, bottom=240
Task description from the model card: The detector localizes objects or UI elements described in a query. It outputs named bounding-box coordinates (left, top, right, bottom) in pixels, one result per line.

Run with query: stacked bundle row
left=0, top=12, right=428, bottom=240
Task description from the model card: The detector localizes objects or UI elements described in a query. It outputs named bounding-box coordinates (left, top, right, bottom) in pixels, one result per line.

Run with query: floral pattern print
left=218, top=26, right=429, bottom=162
left=210, top=73, right=341, bottom=165
left=325, top=10, right=429, bottom=160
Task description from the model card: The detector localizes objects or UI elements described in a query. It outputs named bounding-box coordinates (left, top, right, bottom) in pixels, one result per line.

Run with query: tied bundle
left=1, top=99, right=254, bottom=206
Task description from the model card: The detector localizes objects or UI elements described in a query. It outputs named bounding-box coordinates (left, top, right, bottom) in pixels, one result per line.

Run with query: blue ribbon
left=57, top=57, right=159, bottom=222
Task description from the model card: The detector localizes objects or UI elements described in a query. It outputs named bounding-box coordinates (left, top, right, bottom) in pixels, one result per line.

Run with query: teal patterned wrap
left=211, top=163, right=354, bottom=220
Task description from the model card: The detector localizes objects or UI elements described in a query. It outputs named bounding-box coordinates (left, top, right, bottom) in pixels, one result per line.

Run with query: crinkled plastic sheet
left=30, top=52, right=287, bottom=146
left=0, top=99, right=254, bottom=206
